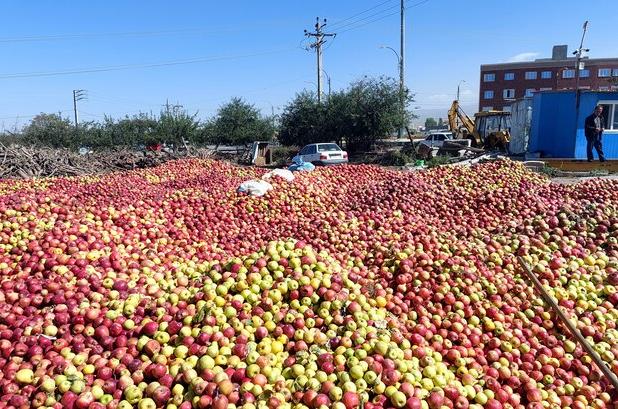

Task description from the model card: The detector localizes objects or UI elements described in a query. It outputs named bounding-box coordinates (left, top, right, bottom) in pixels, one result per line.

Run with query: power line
left=0, top=28, right=223, bottom=43
left=0, top=109, right=73, bottom=121
left=0, top=48, right=296, bottom=79
left=329, top=2, right=403, bottom=32
left=337, top=0, right=432, bottom=34
left=0, top=22, right=297, bottom=43
left=327, top=0, right=397, bottom=29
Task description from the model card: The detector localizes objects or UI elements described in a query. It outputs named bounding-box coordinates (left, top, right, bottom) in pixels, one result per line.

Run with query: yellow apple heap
left=124, top=240, right=461, bottom=408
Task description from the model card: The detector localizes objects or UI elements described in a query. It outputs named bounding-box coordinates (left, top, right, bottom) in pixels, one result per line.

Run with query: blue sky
left=1, top=0, right=617, bottom=130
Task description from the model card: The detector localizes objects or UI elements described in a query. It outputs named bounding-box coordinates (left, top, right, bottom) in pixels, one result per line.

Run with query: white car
left=293, top=143, right=348, bottom=165
left=418, top=131, right=454, bottom=149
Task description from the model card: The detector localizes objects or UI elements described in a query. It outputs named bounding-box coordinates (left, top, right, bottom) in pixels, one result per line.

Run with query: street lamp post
left=380, top=45, right=405, bottom=138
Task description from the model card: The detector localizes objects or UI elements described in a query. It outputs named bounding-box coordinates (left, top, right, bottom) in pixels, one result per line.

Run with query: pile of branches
left=0, top=144, right=214, bottom=179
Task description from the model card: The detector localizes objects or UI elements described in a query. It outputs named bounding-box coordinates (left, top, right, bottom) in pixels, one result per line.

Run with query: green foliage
left=22, top=114, right=76, bottom=147
left=379, top=149, right=414, bottom=166
left=11, top=78, right=412, bottom=153
left=424, top=117, right=438, bottom=129
left=271, top=146, right=300, bottom=166
left=278, top=91, right=329, bottom=148
left=155, top=109, right=199, bottom=147
left=211, top=98, right=275, bottom=146
left=279, top=76, right=413, bottom=152
left=425, top=155, right=452, bottom=168
left=16, top=109, right=201, bottom=150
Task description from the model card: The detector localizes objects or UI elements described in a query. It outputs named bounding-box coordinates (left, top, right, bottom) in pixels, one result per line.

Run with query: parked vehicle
left=418, top=131, right=454, bottom=149
left=293, top=143, right=348, bottom=165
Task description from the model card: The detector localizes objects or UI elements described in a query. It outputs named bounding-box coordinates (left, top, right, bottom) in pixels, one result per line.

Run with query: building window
left=525, top=71, right=537, bottom=80
left=579, top=69, right=590, bottom=78
left=597, top=101, right=618, bottom=130
left=599, top=86, right=610, bottom=91
left=483, top=90, right=494, bottom=99
left=482, top=107, right=493, bottom=112
left=503, top=89, right=515, bottom=99
left=541, top=71, right=552, bottom=79
left=504, top=73, right=515, bottom=80
left=562, top=69, right=575, bottom=79
left=540, top=87, right=552, bottom=91
left=483, top=73, right=495, bottom=82
left=525, top=89, right=536, bottom=97
left=613, top=68, right=618, bottom=77
left=598, top=68, right=612, bottom=77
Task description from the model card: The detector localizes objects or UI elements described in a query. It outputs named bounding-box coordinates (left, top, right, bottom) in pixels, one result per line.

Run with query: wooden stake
left=517, top=256, right=618, bottom=391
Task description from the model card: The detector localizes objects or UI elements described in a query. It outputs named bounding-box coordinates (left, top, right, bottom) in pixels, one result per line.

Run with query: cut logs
left=0, top=144, right=213, bottom=179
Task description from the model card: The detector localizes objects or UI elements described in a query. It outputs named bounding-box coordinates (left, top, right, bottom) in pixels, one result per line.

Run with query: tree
left=424, top=117, right=438, bottom=130
left=211, top=98, right=275, bottom=146
left=22, top=114, right=76, bottom=147
left=106, top=113, right=159, bottom=147
left=279, top=76, right=411, bottom=152
left=438, top=118, right=444, bottom=127
left=155, top=108, right=200, bottom=148
left=339, top=76, right=406, bottom=151
left=278, top=91, right=328, bottom=147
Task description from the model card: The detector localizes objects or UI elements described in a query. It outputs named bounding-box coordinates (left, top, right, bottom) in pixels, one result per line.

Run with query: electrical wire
left=329, top=3, right=403, bottom=32
left=0, top=21, right=296, bottom=43
left=0, top=48, right=296, bottom=79
left=327, top=0, right=397, bottom=29
left=337, top=0, right=433, bottom=34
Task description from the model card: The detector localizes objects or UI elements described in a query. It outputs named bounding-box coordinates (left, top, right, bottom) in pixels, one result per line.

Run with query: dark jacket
left=585, top=113, right=605, bottom=139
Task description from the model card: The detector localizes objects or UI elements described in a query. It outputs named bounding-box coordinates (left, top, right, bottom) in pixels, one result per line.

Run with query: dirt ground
left=551, top=174, right=618, bottom=185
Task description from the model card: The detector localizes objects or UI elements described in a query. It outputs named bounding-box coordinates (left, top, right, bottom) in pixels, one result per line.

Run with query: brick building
left=479, top=45, right=618, bottom=111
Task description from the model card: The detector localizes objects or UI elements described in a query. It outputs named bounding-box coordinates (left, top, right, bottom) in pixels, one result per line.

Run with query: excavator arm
left=448, top=100, right=482, bottom=146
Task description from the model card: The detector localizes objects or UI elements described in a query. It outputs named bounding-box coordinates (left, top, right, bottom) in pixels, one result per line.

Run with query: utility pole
left=162, top=99, right=183, bottom=117
left=72, top=90, right=86, bottom=127
left=573, top=21, right=589, bottom=139
left=305, top=17, right=335, bottom=104
left=399, top=0, right=405, bottom=138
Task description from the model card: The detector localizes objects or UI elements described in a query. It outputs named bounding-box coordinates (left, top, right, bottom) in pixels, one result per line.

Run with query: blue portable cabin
left=528, top=90, right=618, bottom=159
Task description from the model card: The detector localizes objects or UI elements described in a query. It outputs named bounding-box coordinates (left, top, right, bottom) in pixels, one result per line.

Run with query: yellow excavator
left=447, top=100, right=511, bottom=150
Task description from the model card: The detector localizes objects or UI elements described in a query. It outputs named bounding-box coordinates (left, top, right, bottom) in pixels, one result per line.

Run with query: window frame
left=525, top=71, right=537, bottom=80
left=504, top=72, right=515, bottom=81
left=579, top=69, right=590, bottom=78
left=502, top=89, right=515, bottom=99
left=563, top=69, right=575, bottom=79
left=483, top=73, right=496, bottom=82
left=613, top=68, right=618, bottom=77
left=598, top=101, right=618, bottom=131
left=483, top=90, right=494, bottom=99
left=541, top=71, right=552, bottom=79
left=598, top=68, right=612, bottom=78
left=525, top=89, right=536, bottom=98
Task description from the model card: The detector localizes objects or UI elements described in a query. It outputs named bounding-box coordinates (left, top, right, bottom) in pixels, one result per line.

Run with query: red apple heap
left=0, top=158, right=617, bottom=408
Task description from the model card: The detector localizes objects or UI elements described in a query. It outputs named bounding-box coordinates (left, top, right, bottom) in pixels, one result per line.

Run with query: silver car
left=293, top=143, right=348, bottom=165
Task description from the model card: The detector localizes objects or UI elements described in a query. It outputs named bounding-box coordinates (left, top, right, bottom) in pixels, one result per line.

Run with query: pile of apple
left=0, top=158, right=617, bottom=409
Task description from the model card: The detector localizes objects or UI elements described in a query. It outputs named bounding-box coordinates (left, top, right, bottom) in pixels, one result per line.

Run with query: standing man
left=584, top=105, right=606, bottom=162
